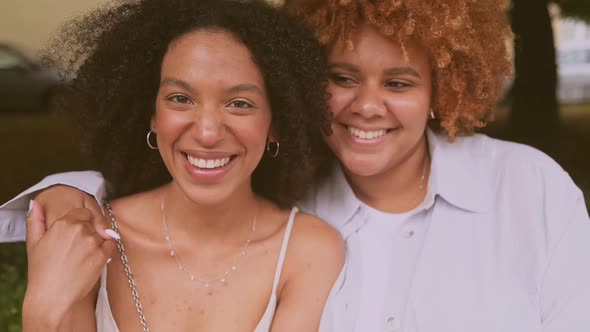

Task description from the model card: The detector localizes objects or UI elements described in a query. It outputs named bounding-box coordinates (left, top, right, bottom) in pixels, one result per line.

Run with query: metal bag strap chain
left=103, top=200, right=150, bottom=332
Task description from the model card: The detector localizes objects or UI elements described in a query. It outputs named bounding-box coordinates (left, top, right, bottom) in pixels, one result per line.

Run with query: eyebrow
left=383, top=67, right=421, bottom=78
left=328, top=62, right=360, bottom=73
left=328, top=62, right=421, bottom=79
left=159, top=78, right=263, bottom=96
left=160, top=77, right=194, bottom=93
left=226, top=83, right=264, bottom=96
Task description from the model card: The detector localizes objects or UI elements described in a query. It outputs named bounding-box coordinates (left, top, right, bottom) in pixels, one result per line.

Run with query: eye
left=227, top=99, right=255, bottom=109
left=385, top=80, right=412, bottom=89
left=330, top=74, right=357, bottom=87
left=166, top=94, right=193, bottom=104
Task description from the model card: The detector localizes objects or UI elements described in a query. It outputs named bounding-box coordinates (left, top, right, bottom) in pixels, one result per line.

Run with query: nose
left=350, top=84, right=387, bottom=118
left=190, top=106, right=225, bottom=147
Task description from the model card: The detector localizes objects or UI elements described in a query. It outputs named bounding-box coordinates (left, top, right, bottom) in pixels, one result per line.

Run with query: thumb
left=101, top=238, right=117, bottom=264
left=82, top=198, right=119, bottom=242
left=25, top=200, right=47, bottom=252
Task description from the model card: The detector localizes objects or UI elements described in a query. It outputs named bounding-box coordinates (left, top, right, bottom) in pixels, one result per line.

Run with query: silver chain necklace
left=161, top=196, right=258, bottom=287
left=103, top=201, right=150, bottom=332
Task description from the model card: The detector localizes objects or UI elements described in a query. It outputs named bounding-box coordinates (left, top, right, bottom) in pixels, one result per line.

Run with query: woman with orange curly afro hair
left=2, top=0, right=590, bottom=331
left=283, top=0, right=590, bottom=331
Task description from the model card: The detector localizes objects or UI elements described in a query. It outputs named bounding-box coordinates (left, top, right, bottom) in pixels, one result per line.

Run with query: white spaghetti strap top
left=253, top=206, right=298, bottom=331
left=95, top=207, right=299, bottom=332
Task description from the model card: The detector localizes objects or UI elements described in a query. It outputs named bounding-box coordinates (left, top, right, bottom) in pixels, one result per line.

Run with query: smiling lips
left=182, top=152, right=236, bottom=183
left=186, top=154, right=232, bottom=169
left=347, top=126, right=388, bottom=140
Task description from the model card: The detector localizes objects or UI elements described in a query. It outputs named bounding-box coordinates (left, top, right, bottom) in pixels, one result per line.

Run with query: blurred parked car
left=0, top=43, right=63, bottom=113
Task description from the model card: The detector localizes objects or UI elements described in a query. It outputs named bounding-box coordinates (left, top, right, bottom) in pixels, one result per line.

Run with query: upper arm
left=270, top=214, right=345, bottom=332
left=540, top=194, right=590, bottom=332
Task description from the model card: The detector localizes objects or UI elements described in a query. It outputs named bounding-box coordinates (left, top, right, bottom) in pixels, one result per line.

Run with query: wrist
left=22, top=292, right=68, bottom=331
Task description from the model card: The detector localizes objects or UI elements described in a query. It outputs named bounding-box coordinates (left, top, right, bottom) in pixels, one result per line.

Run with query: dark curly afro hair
left=286, top=0, right=513, bottom=140
left=43, top=0, right=332, bottom=207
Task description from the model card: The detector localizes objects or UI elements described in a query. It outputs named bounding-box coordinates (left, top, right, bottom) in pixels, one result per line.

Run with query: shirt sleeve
left=0, top=171, right=106, bottom=243
left=540, top=192, right=590, bottom=331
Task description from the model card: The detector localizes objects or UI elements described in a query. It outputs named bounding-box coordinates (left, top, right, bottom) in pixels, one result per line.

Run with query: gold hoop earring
left=146, top=130, right=158, bottom=150
left=266, top=140, right=279, bottom=158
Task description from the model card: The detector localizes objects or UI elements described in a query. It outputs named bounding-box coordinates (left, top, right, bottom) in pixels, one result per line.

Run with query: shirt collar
left=314, top=163, right=364, bottom=233
left=425, top=128, right=492, bottom=213
left=314, top=129, right=492, bottom=231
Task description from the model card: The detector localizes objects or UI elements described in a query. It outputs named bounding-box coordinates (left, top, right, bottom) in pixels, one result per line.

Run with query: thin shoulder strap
left=271, top=206, right=299, bottom=294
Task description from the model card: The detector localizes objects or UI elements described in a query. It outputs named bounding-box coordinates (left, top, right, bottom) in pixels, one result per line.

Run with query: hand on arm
left=35, top=184, right=111, bottom=239
left=22, top=201, right=117, bottom=332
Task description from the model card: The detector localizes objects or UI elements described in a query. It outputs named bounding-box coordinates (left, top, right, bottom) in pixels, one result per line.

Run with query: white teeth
left=347, top=127, right=387, bottom=140
left=187, top=155, right=231, bottom=169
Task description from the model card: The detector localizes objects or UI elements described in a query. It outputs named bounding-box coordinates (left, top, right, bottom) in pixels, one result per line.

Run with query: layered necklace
left=161, top=196, right=258, bottom=288
left=418, top=151, right=430, bottom=191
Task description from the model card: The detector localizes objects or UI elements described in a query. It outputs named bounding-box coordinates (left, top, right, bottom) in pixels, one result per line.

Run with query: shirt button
left=386, top=316, right=400, bottom=331
left=402, top=226, right=415, bottom=238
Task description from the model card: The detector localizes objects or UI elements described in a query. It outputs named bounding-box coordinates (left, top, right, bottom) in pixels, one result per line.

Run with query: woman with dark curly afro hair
left=18, top=0, right=344, bottom=331
left=4, top=0, right=590, bottom=331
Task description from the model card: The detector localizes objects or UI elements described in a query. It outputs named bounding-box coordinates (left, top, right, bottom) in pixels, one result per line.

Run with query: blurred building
left=0, top=0, right=107, bottom=56
left=553, top=9, right=590, bottom=103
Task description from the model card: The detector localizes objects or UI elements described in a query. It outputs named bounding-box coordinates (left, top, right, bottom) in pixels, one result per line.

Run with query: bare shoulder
left=106, top=189, right=161, bottom=234
left=271, top=210, right=345, bottom=329
left=286, top=210, right=345, bottom=273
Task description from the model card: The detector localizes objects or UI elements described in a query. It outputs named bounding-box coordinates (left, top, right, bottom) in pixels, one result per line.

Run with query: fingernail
left=27, top=200, right=34, bottom=217
left=105, top=229, right=121, bottom=240
left=106, top=258, right=112, bottom=264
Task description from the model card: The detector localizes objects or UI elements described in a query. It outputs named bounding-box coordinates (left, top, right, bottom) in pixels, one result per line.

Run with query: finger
left=35, top=185, right=86, bottom=229
left=25, top=200, right=47, bottom=252
left=82, top=197, right=118, bottom=241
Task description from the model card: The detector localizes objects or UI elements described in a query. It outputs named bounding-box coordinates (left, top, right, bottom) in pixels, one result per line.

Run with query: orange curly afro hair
left=285, top=0, right=513, bottom=139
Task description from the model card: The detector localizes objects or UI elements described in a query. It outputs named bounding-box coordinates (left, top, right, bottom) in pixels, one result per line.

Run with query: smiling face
left=151, top=29, right=272, bottom=205
left=325, top=24, right=432, bottom=178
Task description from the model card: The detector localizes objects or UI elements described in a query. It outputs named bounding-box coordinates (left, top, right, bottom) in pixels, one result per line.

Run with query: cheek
left=385, top=93, right=430, bottom=128
left=227, top=116, right=270, bottom=155
left=153, top=108, right=191, bottom=144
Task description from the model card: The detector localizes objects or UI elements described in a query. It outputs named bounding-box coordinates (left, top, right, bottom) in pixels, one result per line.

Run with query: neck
left=161, top=182, right=259, bottom=242
left=345, top=135, right=430, bottom=213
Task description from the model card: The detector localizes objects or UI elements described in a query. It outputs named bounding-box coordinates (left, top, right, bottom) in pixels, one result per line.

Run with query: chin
left=339, top=154, right=390, bottom=178
left=177, top=182, right=236, bottom=207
